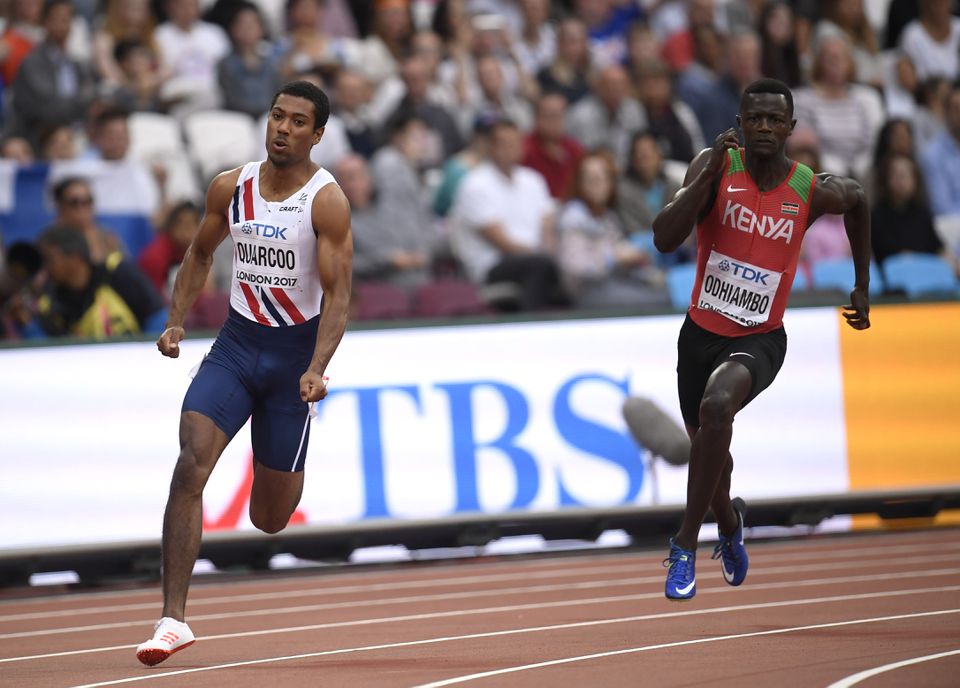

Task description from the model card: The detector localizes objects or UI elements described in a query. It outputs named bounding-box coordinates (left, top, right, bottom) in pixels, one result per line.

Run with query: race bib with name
left=696, top=250, right=782, bottom=328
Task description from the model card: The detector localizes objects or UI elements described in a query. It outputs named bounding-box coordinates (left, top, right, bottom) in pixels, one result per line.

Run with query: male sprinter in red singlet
left=135, top=81, right=352, bottom=663
left=652, top=78, right=870, bottom=600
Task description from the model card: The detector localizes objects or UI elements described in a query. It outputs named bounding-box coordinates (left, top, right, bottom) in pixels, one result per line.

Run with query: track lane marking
left=411, top=611, right=960, bottom=687
left=4, top=541, right=958, bottom=623
left=5, top=556, right=960, bottom=640
left=61, top=592, right=960, bottom=687
left=5, top=534, right=956, bottom=615
left=4, top=579, right=959, bottom=665
left=826, top=648, right=960, bottom=688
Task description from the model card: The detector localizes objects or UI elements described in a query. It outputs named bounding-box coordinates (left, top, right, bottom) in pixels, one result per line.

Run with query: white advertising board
left=0, top=309, right=848, bottom=549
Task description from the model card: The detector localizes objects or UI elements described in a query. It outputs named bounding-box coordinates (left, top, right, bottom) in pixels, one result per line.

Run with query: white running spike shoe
left=136, top=617, right=195, bottom=666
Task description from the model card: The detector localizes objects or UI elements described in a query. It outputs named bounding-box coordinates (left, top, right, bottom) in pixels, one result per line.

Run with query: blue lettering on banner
left=552, top=374, right=644, bottom=506
left=319, top=375, right=644, bottom=519
left=436, top=381, right=539, bottom=513
left=323, top=385, right=422, bottom=519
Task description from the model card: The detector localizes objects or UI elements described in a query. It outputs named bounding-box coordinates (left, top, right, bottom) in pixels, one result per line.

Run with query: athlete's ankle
left=672, top=535, right=698, bottom=552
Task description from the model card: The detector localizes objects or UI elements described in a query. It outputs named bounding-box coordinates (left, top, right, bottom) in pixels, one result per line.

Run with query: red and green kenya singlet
left=689, top=148, right=815, bottom=336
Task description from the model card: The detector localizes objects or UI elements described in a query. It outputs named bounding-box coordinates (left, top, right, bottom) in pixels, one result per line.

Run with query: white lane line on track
left=5, top=554, right=960, bottom=640
left=64, top=595, right=960, bottom=687
left=4, top=539, right=958, bottom=623
left=825, top=648, right=960, bottom=688
left=4, top=576, right=960, bottom=665
left=4, top=533, right=956, bottom=615
left=409, top=610, right=960, bottom=688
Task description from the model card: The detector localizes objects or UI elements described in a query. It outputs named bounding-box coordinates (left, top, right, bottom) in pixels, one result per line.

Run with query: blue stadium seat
left=882, top=254, right=959, bottom=297
left=810, top=257, right=882, bottom=295
left=666, top=263, right=698, bottom=310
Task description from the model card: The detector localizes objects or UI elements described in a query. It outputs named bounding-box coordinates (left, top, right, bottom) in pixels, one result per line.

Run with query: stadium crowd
left=0, top=0, right=958, bottom=340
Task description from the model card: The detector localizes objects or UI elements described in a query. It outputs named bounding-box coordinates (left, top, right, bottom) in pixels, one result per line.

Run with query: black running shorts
left=676, top=314, right=787, bottom=428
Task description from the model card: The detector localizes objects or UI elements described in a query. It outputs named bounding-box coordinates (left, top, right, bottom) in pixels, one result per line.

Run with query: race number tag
left=697, top=250, right=781, bottom=327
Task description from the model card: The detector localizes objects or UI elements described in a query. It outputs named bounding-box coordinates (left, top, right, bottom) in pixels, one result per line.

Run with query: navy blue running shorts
left=182, top=307, right=320, bottom=472
left=676, top=314, right=787, bottom=428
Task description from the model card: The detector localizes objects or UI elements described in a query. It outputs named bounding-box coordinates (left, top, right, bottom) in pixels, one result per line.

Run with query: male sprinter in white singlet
left=136, top=81, right=353, bottom=666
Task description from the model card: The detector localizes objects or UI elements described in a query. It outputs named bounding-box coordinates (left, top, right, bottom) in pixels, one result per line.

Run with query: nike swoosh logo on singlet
left=729, top=352, right=756, bottom=359
left=727, top=185, right=749, bottom=192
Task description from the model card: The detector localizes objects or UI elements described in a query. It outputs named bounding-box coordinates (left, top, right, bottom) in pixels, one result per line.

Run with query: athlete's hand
left=300, top=370, right=329, bottom=402
left=705, top=128, right=740, bottom=177
left=843, top=287, right=870, bottom=330
left=157, top=326, right=185, bottom=358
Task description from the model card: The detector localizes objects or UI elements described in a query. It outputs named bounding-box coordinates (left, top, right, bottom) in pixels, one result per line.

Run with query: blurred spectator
left=814, top=0, right=881, bottom=87
left=451, top=119, right=566, bottom=310
left=913, top=76, right=950, bottom=155
left=338, top=153, right=430, bottom=289
left=869, top=118, right=915, bottom=199
left=0, top=239, right=43, bottom=339
left=279, top=0, right=340, bottom=79
left=574, top=0, right=643, bottom=69
left=382, top=54, right=464, bottom=165
left=873, top=119, right=916, bottom=166
left=368, top=30, right=457, bottom=128
left=440, top=9, right=538, bottom=113
left=8, top=0, right=95, bottom=148
left=78, top=106, right=165, bottom=222
left=342, top=0, right=413, bottom=87
left=332, top=68, right=377, bottom=158
left=885, top=0, right=960, bottom=50
left=898, top=0, right=960, bottom=83
left=759, top=0, right=801, bottom=88
left=522, top=91, right=584, bottom=200
left=369, top=108, right=437, bottom=281
left=109, top=39, right=165, bottom=112
left=883, top=50, right=919, bottom=121
left=682, top=29, right=761, bottom=143
left=433, top=113, right=494, bottom=217
left=218, top=1, right=282, bottom=118
left=511, top=0, right=555, bottom=76
left=536, top=17, right=591, bottom=105
left=635, top=58, right=702, bottom=164
left=31, top=224, right=166, bottom=338
left=624, top=21, right=662, bottom=82
left=38, top=124, right=77, bottom=161
left=51, top=176, right=124, bottom=263
left=557, top=151, right=665, bottom=309
left=1, top=134, right=35, bottom=164
left=137, top=199, right=199, bottom=293
left=154, top=0, right=230, bottom=114
left=788, top=131, right=850, bottom=275
left=674, top=23, right=723, bottom=124
left=283, top=69, right=351, bottom=170
left=567, top=63, right=646, bottom=167
left=430, top=0, right=470, bottom=52
left=661, top=0, right=716, bottom=73
left=83, top=106, right=128, bottom=161
left=1, top=0, right=44, bottom=85
left=872, top=153, right=954, bottom=275
left=722, top=0, right=767, bottom=33
left=618, top=130, right=682, bottom=255
left=920, top=82, right=960, bottom=218
left=92, top=0, right=162, bottom=86
left=793, top=34, right=884, bottom=180
left=464, top=54, right=533, bottom=133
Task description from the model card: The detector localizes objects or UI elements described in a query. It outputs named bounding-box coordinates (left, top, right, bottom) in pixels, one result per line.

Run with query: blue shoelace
left=711, top=536, right=741, bottom=568
left=663, top=547, right=693, bottom=579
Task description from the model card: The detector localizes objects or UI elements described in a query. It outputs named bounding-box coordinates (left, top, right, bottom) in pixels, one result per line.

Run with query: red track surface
left=1, top=528, right=959, bottom=687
